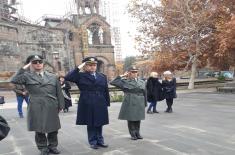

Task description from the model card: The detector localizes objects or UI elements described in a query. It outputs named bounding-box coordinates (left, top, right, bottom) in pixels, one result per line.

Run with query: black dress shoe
left=40, top=149, right=49, bottom=155
left=147, top=111, right=153, bottom=114
left=90, top=144, right=99, bottom=149
left=153, top=110, right=159, bottom=113
left=49, top=147, right=60, bottom=154
left=97, top=143, right=109, bottom=148
left=131, top=136, right=137, bottom=140
left=136, top=134, right=143, bottom=139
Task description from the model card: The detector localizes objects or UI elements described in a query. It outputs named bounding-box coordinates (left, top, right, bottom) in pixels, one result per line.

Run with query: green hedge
left=217, top=75, right=225, bottom=81
left=110, top=94, right=123, bottom=102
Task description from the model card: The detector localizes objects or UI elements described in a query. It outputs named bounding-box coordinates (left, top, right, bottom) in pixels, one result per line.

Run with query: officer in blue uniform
left=65, top=57, right=110, bottom=149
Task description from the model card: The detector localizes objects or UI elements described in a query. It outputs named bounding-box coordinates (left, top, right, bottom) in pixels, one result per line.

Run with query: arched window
left=87, top=29, right=92, bottom=45
left=97, top=60, right=104, bottom=73
left=57, top=61, right=62, bottom=71
left=87, top=23, right=104, bottom=45
left=41, top=50, right=46, bottom=59
left=99, top=28, right=104, bottom=44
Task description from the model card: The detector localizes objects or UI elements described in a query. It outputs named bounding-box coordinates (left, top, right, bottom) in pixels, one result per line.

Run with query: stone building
left=0, top=0, right=115, bottom=80
left=0, top=21, right=20, bottom=71
left=0, top=20, right=69, bottom=73
left=67, top=14, right=115, bottom=78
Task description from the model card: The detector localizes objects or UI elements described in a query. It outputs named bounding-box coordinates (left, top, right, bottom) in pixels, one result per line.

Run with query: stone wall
left=0, top=14, right=116, bottom=80
left=18, top=24, right=66, bottom=69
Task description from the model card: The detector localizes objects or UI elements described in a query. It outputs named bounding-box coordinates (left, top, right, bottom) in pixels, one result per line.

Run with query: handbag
left=0, top=115, right=10, bottom=141
left=0, top=96, right=5, bottom=105
left=159, top=91, right=165, bottom=101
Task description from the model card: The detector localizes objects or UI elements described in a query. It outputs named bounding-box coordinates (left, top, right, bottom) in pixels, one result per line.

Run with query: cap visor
left=31, top=58, right=42, bottom=61
left=86, top=61, right=97, bottom=64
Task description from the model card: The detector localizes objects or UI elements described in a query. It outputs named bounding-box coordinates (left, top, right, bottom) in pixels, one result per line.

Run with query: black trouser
left=127, top=121, right=141, bottom=137
left=35, top=131, right=58, bottom=150
left=166, top=98, right=174, bottom=110
left=87, top=125, right=104, bottom=145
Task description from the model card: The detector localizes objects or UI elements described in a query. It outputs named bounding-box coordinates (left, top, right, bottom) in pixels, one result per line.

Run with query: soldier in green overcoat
left=11, top=55, right=65, bottom=155
left=110, top=66, right=147, bottom=140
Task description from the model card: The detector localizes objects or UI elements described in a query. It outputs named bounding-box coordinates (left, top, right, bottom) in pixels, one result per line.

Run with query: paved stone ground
left=0, top=89, right=235, bottom=155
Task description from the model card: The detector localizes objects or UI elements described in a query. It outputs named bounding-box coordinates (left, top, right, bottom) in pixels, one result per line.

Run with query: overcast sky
left=18, top=0, right=139, bottom=58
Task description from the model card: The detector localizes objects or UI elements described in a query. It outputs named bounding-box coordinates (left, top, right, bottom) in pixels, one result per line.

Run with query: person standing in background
left=13, top=84, right=29, bottom=118
left=146, top=72, right=163, bottom=114
left=59, top=76, right=72, bottom=113
left=162, top=71, right=177, bottom=113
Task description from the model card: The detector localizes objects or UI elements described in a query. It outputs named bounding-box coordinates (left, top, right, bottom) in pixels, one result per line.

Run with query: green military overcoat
left=110, top=76, right=147, bottom=121
left=11, top=68, right=64, bottom=133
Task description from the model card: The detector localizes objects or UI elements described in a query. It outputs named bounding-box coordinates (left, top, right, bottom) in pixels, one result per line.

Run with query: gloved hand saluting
left=77, top=62, right=86, bottom=70
left=23, top=62, right=31, bottom=70
left=120, top=71, right=129, bottom=78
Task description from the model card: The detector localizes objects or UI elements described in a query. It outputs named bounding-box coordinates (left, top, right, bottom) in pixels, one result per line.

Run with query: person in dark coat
left=65, top=56, right=110, bottom=149
left=11, top=55, right=65, bottom=155
left=146, top=72, right=163, bottom=114
left=13, top=84, right=29, bottom=118
left=59, top=76, right=72, bottom=112
left=162, top=71, right=177, bottom=113
left=110, top=66, right=147, bottom=140
left=0, top=115, right=10, bottom=141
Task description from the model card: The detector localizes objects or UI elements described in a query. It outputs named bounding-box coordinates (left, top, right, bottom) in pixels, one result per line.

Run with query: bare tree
left=128, top=0, right=235, bottom=89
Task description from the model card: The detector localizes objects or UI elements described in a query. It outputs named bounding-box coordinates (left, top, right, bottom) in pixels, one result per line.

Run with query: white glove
left=23, top=62, right=31, bottom=70
left=77, top=62, right=86, bottom=70
left=120, top=71, right=128, bottom=78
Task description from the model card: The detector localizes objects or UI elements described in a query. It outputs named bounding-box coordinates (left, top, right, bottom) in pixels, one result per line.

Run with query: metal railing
left=69, top=79, right=231, bottom=95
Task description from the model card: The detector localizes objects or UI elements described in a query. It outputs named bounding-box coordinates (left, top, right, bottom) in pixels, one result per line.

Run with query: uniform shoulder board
left=45, top=71, right=56, bottom=76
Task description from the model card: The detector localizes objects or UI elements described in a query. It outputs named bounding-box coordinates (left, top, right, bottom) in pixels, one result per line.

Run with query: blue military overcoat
left=65, top=68, right=110, bottom=127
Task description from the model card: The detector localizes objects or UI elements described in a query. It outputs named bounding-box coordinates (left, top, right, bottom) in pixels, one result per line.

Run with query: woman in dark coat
left=162, top=71, right=177, bottom=113
left=59, top=76, right=72, bottom=112
left=146, top=72, right=163, bottom=114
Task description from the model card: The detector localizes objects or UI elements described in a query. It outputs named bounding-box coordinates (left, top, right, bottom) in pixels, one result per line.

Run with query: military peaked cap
left=82, top=57, right=98, bottom=64
left=128, top=66, right=139, bottom=72
left=26, top=55, right=43, bottom=64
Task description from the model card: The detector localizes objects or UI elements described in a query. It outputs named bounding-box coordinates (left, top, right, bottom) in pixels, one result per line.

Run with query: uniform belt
left=81, top=90, right=103, bottom=94
left=30, top=94, right=49, bottom=96
left=30, top=94, right=57, bottom=100
left=126, top=92, right=143, bottom=96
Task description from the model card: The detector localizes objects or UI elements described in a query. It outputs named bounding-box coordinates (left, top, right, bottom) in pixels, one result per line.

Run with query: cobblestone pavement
left=0, top=90, right=235, bottom=155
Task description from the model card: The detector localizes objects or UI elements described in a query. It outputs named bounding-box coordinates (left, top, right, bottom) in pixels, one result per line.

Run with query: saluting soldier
left=110, top=66, right=147, bottom=140
left=11, top=55, right=64, bottom=155
left=65, top=56, right=110, bottom=149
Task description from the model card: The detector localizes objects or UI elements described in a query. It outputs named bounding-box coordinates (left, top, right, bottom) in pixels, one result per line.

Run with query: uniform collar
left=36, top=71, right=44, bottom=77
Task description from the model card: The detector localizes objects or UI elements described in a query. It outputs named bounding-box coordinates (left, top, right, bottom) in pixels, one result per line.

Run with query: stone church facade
left=0, top=0, right=115, bottom=80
